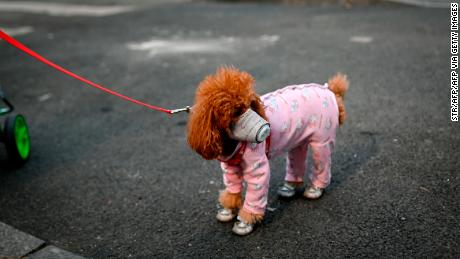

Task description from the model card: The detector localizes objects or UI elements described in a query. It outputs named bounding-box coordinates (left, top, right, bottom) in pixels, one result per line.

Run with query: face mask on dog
left=229, top=109, right=270, bottom=143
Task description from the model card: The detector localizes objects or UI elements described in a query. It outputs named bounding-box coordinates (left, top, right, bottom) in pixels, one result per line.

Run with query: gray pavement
left=0, top=222, right=84, bottom=258
left=0, top=221, right=44, bottom=257
left=0, top=0, right=459, bottom=258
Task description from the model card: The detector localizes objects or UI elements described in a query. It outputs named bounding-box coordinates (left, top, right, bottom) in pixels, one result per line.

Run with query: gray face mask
left=229, top=109, right=270, bottom=143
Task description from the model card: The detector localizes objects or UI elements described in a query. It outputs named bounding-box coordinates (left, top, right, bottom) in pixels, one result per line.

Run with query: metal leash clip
left=170, top=105, right=192, bottom=114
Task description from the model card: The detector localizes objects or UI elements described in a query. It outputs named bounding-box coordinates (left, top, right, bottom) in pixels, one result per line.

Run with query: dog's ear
left=187, top=103, right=223, bottom=160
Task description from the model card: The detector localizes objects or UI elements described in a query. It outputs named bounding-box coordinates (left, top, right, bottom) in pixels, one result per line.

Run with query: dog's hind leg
left=285, top=143, right=309, bottom=185
left=278, top=144, right=309, bottom=198
left=308, top=141, right=334, bottom=189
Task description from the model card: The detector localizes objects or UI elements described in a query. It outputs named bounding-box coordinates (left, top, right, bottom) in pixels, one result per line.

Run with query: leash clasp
left=170, top=105, right=191, bottom=114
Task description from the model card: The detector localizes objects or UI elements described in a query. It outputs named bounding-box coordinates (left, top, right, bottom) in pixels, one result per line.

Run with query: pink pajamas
left=219, top=83, right=339, bottom=215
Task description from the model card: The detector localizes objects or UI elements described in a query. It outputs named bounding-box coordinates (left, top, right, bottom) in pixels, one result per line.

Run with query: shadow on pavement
left=264, top=130, right=380, bottom=224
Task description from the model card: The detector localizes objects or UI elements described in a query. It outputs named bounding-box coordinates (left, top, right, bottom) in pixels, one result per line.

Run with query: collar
left=217, top=142, right=247, bottom=166
left=217, top=134, right=271, bottom=166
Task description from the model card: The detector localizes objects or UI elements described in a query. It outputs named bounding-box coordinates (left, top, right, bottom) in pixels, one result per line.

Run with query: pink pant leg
left=221, top=162, right=243, bottom=194
left=309, top=141, right=334, bottom=189
left=241, top=157, right=270, bottom=215
left=285, top=143, right=308, bottom=183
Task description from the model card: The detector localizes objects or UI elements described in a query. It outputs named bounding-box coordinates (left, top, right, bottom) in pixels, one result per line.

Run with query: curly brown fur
left=238, top=208, right=264, bottom=225
left=328, top=73, right=349, bottom=125
left=187, top=66, right=267, bottom=160
left=219, top=190, right=242, bottom=209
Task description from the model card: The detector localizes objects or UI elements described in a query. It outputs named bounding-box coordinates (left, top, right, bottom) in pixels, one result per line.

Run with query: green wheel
left=4, top=114, right=30, bottom=166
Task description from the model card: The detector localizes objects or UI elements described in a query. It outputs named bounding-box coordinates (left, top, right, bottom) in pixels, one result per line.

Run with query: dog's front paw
left=219, top=190, right=242, bottom=209
left=216, top=208, right=236, bottom=222
left=232, top=209, right=264, bottom=235
left=232, top=218, right=254, bottom=236
left=238, top=208, right=264, bottom=225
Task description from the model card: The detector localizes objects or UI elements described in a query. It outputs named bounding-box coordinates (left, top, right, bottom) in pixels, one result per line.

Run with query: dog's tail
left=328, top=73, right=349, bottom=125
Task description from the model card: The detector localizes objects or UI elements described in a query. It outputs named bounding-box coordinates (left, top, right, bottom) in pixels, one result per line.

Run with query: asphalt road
left=0, top=1, right=458, bottom=258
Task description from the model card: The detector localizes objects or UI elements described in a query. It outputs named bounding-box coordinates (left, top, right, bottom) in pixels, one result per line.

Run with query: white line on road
left=0, top=26, right=33, bottom=36
left=387, top=0, right=450, bottom=8
left=38, top=93, right=53, bottom=102
left=127, top=35, right=280, bottom=57
left=0, top=1, right=136, bottom=17
left=128, top=38, right=233, bottom=55
left=350, top=36, right=373, bottom=44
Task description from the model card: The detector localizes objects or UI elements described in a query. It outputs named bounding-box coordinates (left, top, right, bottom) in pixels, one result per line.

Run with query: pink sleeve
left=221, top=162, right=243, bottom=194
left=240, top=142, right=270, bottom=215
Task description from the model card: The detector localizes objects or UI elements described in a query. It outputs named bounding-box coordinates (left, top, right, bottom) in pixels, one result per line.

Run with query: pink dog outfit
left=219, top=83, right=339, bottom=216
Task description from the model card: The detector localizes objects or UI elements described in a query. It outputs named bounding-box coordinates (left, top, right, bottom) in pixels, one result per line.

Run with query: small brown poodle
left=187, top=66, right=348, bottom=235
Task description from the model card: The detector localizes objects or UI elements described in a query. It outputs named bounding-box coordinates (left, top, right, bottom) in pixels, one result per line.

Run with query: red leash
left=0, top=30, right=182, bottom=115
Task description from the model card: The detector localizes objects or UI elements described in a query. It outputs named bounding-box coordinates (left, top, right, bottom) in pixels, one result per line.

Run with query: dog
left=187, top=66, right=348, bottom=235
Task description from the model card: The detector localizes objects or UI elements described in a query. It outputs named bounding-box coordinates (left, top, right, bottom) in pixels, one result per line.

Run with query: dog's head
left=187, top=66, right=267, bottom=160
